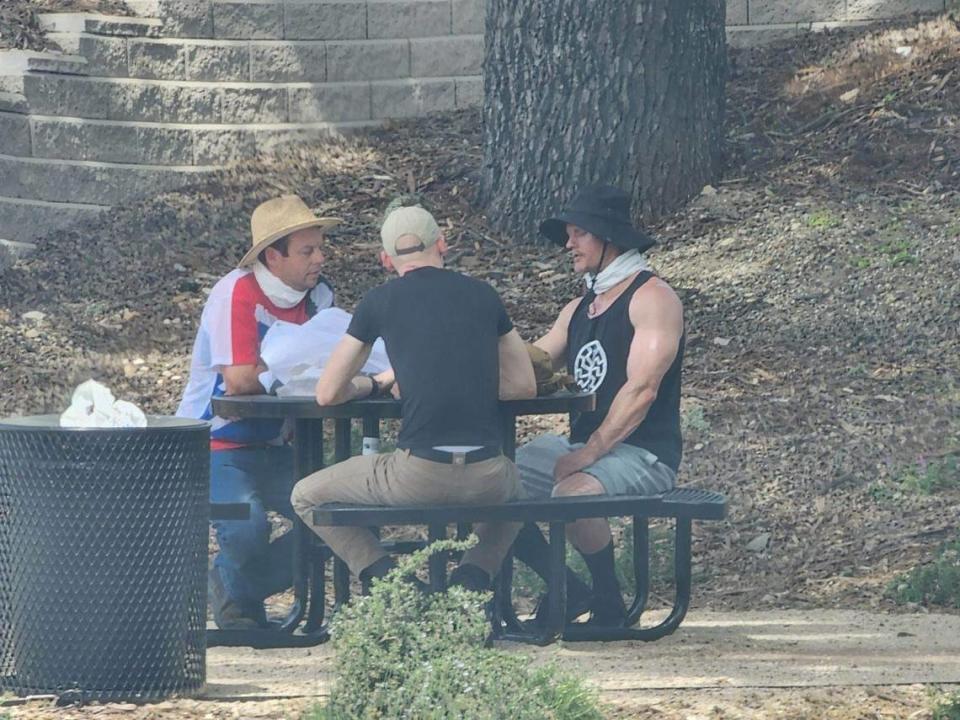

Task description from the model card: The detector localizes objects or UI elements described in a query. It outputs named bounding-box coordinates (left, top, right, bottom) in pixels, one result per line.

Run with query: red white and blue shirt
left=176, top=268, right=334, bottom=450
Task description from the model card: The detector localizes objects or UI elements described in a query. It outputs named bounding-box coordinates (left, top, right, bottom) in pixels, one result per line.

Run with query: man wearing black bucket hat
left=513, top=184, right=685, bottom=627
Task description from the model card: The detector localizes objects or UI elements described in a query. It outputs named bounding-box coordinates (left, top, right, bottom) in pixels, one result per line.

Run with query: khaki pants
left=291, top=449, right=521, bottom=578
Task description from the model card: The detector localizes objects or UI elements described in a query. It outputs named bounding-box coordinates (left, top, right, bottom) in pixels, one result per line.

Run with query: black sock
left=448, top=563, right=491, bottom=592
left=513, top=523, right=592, bottom=604
left=580, top=540, right=621, bottom=599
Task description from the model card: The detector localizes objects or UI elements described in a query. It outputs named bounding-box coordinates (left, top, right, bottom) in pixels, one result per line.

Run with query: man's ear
left=436, top=233, right=448, bottom=256
left=380, top=250, right=396, bottom=272
left=263, top=245, right=280, bottom=268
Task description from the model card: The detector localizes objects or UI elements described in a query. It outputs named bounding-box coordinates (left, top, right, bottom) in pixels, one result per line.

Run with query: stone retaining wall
left=727, top=0, right=948, bottom=46
left=0, top=0, right=949, bottom=243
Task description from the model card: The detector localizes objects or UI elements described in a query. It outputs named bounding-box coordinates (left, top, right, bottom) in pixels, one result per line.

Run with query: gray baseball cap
left=380, top=206, right=441, bottom=257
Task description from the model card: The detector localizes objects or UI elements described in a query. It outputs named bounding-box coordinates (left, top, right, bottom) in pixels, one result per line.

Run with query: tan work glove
left=526, top=344, right=578, bottom=396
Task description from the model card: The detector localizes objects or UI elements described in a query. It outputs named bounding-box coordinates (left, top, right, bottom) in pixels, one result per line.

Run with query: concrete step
left=0, top=195, right=108, bottom=244
left=155, top=0, right=485, bottom=40
left=19, top=73, right=478, bottom=125
left=53, top=33, right=483, bottom=83
left=19, top=112, right=381, bottom=165
left=0, top=50, right=89, bottom=76
left=38, top=13, right=163, bottom=38
left=0, top=153, right=216, bottom=206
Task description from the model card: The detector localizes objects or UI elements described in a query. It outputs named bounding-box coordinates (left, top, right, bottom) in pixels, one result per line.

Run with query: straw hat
left=239, top=195, right=341, bottom=267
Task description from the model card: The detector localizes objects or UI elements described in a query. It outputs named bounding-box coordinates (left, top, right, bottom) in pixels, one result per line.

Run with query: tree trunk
left=480, top=0, right=727, bottom=240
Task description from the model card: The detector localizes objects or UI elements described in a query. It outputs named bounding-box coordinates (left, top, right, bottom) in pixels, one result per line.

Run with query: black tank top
left=566, top=271, right=684, bottom=472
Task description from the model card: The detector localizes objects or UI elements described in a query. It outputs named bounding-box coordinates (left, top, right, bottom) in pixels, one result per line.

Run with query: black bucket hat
left=539, top=184, right=655, bottom=253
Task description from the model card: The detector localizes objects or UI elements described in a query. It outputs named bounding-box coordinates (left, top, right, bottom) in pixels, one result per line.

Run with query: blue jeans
left=210, top=446, right=296, bottom=609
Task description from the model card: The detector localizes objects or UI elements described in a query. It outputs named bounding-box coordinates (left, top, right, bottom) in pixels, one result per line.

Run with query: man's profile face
left=565, top=224, right=606, bottom=275
left=267, top=227, right=326, bottom=291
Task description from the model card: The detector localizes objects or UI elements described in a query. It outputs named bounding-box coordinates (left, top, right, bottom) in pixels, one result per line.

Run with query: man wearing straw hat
left=512, top=184, right=685, bottom=628
left=177, top=194, right=342, bottom=630
left=292, top=203, right=536, bottom=594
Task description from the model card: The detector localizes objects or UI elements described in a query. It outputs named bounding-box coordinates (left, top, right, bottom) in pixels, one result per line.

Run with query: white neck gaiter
left=585, top=249, right=652, bottom=295
left=252, top=261, right=309, bottom=309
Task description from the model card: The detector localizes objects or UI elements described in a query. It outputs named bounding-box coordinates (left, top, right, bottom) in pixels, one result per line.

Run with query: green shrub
left=314, top=538, right=605, bottom=720
left=869, top=456, right=959, bottom=502
left=887, top=537, right=960, bottom=608
left=933, top=691, right=960, bottom=720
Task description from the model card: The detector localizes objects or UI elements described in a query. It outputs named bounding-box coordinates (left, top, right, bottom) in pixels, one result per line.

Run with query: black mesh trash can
left=0, top=415, right=209, bottom=703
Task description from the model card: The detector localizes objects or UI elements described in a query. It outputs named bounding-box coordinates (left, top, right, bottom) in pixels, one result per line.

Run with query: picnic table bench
left=210, top=392, right=726, bottom=646
left=312, top=487, right=726, bottom=644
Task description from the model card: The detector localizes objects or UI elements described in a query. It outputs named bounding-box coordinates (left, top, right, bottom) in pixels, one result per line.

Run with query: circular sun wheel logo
left=574, top=340, right=608, bottom=393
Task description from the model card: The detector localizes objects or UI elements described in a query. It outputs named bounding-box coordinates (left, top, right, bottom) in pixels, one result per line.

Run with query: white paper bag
left=260, top=308, right=390, bottom=396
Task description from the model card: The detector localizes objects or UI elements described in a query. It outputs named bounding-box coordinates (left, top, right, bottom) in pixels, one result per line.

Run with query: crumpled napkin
left=59, top=380, right=148, bottom=428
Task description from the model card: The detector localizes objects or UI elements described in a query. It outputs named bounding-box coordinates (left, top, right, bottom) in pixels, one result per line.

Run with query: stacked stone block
left=0, top=0, right=486, bottom=241
left=0, top=0, right=948, bottom=242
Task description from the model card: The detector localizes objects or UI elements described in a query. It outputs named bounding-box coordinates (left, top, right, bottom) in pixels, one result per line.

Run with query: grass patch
left=313, top=538, right=605, bottom=720
left=681, top=403, right=711, bottom=434
left=806, top=209, right=841, bottom=229
left=887, top=536, right=960, bottom=608
left=933, top=690, right=960, bottom=720
left=869, top=456, right=959, bottom=502
left=878, top=238, right=918, bottom=265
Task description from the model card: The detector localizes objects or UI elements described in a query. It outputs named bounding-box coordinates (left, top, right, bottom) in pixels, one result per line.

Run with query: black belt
left=407, top=446, right=502, bottom=465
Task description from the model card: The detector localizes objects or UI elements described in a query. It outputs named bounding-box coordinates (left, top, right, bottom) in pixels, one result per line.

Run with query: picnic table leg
left=428, top=524, right=447, bottom=592
left=207, top=419, right=330, bottom=648
left=494, top=552, right=525, bottom=636
left=493, top=410, right=528, bottom=637
left=625, top=516, right=650, bottom=626
left=543, top=520, right=567, bottom=642
left=332, top=419, right=354, bottom=609
left=302, top=418, right=329, bottom=636
left=563, top=517, right=693, bottom=642
left=277, top=418, right=318, bottom=633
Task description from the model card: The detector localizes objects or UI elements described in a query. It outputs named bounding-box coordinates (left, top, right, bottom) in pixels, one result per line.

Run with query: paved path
left=203, top=610, right=960, bottom=700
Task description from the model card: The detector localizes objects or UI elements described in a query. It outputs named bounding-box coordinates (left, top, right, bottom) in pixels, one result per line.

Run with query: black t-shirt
left=347, top=266, right=513, bottom=451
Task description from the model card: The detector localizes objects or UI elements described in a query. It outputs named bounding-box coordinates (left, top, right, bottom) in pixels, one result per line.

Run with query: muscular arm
left=498, top=328, right=537, bottom=400
left=315, top=334, right=375, bottom=406
left=533, top=297, right=580, bottom=370
left=554, top=280, right=683, bottom=481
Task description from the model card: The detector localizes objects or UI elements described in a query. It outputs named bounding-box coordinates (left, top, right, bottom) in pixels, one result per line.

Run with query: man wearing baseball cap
left=177, top=194, right=344, bottom=629
left=514, top=184, right=685, bottom=628
left=291, top=202, right=536, bottom=593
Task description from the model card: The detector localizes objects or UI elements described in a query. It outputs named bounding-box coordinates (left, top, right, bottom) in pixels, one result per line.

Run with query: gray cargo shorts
left=517, top=434, right=676, bottom=499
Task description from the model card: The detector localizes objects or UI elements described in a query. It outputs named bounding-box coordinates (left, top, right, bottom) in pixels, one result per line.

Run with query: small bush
left=314, top=538, right=605, bottom=720
left=869, top=456, right=959, bottom=502
left=887, top=537, right=960, bottom=608
left=933, top=691, right=960, bottom=720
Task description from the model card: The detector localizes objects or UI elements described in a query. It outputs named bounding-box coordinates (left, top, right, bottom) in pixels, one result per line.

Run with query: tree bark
left=480, top=0, right=727, bottom=241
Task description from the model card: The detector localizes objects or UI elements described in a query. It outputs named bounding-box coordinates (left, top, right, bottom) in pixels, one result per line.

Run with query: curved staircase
left=0, top=0, right=484, bottom=243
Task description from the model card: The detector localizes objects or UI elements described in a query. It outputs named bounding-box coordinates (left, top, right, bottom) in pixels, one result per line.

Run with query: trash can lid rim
left=0, top=415, right=210, bottom=432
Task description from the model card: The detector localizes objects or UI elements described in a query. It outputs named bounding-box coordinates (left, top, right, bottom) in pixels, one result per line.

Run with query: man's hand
left=373, top=369, right=396, bottom=397
left=553, top=446, right=600, bottom=483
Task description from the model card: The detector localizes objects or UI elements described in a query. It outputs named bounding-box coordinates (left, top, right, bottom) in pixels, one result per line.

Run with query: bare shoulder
left=557, top=296, right=582, bottom=323
left=629, top=276, right=683, bottom=326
